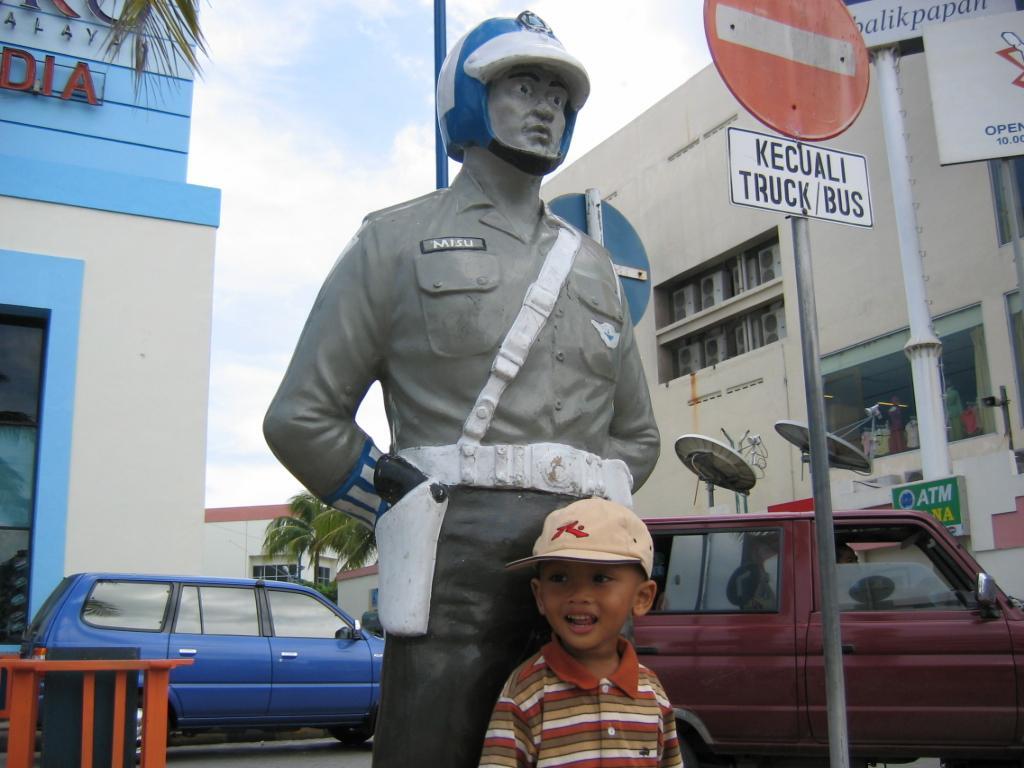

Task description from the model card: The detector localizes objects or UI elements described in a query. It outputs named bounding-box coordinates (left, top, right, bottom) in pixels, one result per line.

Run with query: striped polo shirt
left=479, top=637, right=683, bottom=767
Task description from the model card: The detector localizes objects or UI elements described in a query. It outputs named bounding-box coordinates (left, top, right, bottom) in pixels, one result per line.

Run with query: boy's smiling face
left=531, top=560, right=656, bottom=673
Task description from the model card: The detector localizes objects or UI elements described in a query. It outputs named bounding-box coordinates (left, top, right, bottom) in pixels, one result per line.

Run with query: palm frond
left=260, top=491, right=377, bottom=574
left=105, top=0, right=207, bottom=87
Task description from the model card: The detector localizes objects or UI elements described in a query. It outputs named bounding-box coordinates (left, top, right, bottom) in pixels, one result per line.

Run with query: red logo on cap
left=552, top=521, right=588, bottom=539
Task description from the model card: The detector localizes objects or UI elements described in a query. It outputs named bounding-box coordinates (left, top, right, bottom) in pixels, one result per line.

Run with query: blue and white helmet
left=437, top=11, right=590, bottom=174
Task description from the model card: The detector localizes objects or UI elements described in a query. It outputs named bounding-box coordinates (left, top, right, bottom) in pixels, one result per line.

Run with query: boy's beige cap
left=506, top=498, right=654, bottom=578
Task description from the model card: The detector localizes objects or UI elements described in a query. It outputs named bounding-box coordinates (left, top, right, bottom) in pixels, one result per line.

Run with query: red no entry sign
left=705, top=0, right=869, bottom=141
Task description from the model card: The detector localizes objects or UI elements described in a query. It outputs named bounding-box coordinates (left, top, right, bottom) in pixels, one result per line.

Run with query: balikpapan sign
left=843, top=0, right=1018, bottom=48
left=727, top=126, right=874, bottom=227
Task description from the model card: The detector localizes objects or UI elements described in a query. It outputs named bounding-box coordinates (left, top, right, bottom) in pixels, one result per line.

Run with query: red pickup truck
left=636, top=509, right=1024, bottom=768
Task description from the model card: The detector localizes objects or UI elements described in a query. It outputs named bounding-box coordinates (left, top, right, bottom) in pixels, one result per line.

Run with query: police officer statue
left=264, top=12, right=659, bottom=768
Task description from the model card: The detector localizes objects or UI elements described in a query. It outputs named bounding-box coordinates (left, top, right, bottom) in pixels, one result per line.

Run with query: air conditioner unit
left=675, top=343, right=703, bottom=376
left=758, top=243, right=781, bottom=283
left=760, top=303, right=787, bottom=344
left=704, top=330, right=729, bottom=366
left=700, top=270, right=730, bottom=309
left=671, top=283, right=699, bottom=322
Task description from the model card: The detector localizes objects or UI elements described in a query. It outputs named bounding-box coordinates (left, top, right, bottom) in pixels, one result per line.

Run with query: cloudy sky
left=188, top=1, right=713, bottom=509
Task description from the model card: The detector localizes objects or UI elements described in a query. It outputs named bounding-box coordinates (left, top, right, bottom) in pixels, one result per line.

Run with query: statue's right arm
left=263, top=222, right=393, bottom=528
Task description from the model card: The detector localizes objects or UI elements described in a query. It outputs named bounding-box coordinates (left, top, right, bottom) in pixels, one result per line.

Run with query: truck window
left=652, top=528, right=782, bottom=613
left=175, top=585, right=202, bottom=633
left=266, top=589, right=350, bottom=639
left=82, top=580, right=172, bottom=631
left=832, top=524, right=973, bottom=611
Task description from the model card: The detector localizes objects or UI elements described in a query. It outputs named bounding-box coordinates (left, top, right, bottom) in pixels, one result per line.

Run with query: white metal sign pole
left=873, top=45, right=952, bottom=479
left=791, top=213, right=851, bottom=768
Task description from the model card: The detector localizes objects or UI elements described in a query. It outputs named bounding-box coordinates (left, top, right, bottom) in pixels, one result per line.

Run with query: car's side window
left=833, top=524, right=973, bottom=611
left=82, top=580, right=172, bottom=631
left=652, top=528, right=782, bottom=613
left=195, top=586, right=260, bottom=636
left=267, top=589, right=349, bottom=639
left=174, top=585, right=202, bottom=633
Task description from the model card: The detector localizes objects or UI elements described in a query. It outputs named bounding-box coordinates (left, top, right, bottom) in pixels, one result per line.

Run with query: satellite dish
left=675, top=434, right=757, bottom=507
left=773, top=419, right=872, bottom=473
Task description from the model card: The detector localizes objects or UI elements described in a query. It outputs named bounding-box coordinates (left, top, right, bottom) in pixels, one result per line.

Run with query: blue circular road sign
left=549, top=193, right=651, bottom=325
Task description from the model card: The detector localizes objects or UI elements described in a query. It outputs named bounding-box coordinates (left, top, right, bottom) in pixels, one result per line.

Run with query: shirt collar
left=449, top=166, right=561, bottom=244
left=541, top=636, right=641, bottom=699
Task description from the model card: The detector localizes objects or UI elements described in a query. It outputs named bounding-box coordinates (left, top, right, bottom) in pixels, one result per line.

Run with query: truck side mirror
left=976, top=572, right=999, bottom=619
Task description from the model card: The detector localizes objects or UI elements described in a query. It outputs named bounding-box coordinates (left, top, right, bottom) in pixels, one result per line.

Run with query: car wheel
left=328, top=724, right=373, bottom=745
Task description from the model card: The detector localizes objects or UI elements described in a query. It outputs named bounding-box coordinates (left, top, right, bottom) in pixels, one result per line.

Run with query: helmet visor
left=464, top=31, right=590, bottom=111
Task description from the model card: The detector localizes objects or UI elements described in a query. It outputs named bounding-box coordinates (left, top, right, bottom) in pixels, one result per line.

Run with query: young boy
left=478, top=498, right=683, bottom=767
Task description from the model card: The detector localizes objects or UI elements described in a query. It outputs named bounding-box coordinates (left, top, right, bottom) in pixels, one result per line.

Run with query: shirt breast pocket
left=415, top=252, right=506, bottom=357
left=571, top=272, right=624, bottom=382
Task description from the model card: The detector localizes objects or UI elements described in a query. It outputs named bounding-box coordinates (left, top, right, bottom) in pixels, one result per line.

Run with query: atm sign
left=892, top=476, right=968, bottom=536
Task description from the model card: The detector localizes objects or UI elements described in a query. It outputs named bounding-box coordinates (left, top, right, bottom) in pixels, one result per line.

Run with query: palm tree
left=106, top=0, right=208, bottom=82
left=262, top=492, right=377, bottom=580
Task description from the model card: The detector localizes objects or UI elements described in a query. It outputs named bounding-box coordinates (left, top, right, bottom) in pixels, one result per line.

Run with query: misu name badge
left=420, top=237, right=487, bottom=253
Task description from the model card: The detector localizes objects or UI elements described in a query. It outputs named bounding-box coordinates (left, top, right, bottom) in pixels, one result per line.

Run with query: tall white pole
left=873, top=46, right=952, bottom=479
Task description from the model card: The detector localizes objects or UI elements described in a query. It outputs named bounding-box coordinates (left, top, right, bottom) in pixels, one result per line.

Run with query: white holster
left=376, top=481, right=448, bottom=636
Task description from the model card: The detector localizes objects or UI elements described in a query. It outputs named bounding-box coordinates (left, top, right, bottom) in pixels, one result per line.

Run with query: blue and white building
left=0, top=1, right=220, bottom=649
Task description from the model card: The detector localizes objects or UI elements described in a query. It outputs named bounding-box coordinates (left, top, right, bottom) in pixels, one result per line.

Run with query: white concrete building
left=0, top=2, right=219, bottom=649
left=204, top=505, right=340, bottom=585
left=544, top=52, right=1024, bottom=596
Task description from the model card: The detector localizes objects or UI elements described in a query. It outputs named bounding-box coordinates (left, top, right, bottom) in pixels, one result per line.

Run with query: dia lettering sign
left=728, top=126, right=873, bottom=226
left=0, top=45, right=101, bottom=103
left=892, top=476, right=969, bottom=536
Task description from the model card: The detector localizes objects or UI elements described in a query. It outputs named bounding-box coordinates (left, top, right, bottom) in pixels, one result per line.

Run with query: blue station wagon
left=20, top=573, right=384, bottom=743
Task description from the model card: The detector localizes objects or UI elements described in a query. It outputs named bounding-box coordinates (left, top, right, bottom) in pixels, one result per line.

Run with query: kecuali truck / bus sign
left=892, top=475, right=969, bottom=535
left=727, top=126, right=873, bottom=227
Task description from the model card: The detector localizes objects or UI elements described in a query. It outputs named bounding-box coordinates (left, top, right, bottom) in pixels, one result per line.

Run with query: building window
left=315, top=566, right=331, bottom=586
left=253, top=563, right=300, bottom=582
left=990, top=158, right=1024, bottom=246
left=0, top=314, right=45, bottom=644
left=822, top=306, right=994, bottom=458
left=666, top=239, right=781, bottom=325
left=656, top=234, right=784, bottom=382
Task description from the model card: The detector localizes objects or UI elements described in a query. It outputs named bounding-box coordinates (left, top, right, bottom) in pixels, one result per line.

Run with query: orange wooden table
left=0, top=657, right=192, bottom=768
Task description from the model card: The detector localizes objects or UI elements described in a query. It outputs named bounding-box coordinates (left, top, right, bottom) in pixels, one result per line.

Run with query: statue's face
left=487, top=65, right=568, bottom=160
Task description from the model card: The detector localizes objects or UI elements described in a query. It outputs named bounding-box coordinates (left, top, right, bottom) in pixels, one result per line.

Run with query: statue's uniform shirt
left=264, top=166, right=659, bottom=502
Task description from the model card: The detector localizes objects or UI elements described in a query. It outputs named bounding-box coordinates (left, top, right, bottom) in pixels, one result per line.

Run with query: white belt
left=398, top=442, right=634, bottom=508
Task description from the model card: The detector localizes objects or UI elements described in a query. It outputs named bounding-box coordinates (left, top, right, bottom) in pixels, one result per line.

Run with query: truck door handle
left=842, top=643, right=855, bottom=654
left=178, top=648, right=197, bottom=656
left=634, top=646, right=659, bottom=655
left=280, top=651, right=299, bottom=659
